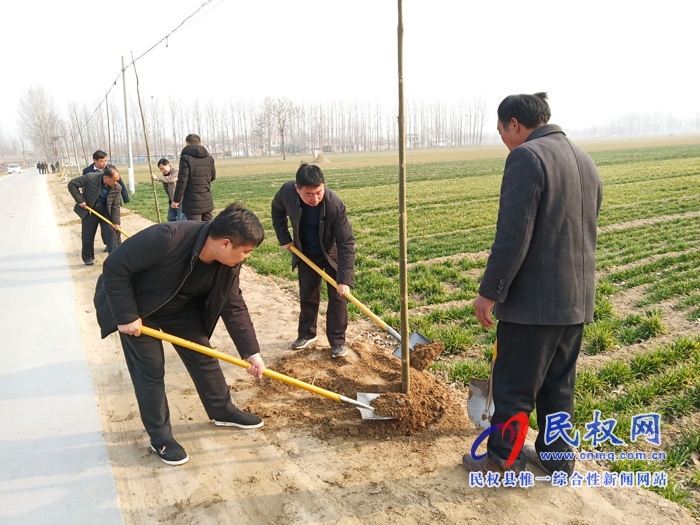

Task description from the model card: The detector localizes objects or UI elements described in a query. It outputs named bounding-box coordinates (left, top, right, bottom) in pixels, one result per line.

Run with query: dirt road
left=50, top=177, right=695, bottom=524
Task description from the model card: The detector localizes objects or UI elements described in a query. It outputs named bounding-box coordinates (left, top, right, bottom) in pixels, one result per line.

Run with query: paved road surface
left=0, top=168, right=122, bottom=524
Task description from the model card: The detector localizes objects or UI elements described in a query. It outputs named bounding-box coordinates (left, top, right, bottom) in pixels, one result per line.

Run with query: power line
left=75, top=0, right=219, bottom=137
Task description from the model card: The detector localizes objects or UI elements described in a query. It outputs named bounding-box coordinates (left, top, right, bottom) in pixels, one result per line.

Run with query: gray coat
left=155, top=167, right=179, bottom=202
left=479, top=124, right=603, bottom=325
left=68, top=171, right=122, bottom=225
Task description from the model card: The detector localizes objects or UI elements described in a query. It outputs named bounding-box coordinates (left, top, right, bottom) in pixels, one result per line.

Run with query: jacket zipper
left=142, top=254, right=198, bottom=319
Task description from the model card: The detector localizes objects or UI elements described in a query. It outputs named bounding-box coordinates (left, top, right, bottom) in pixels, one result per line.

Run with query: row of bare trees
left=10, top=86, right=699, bottom=168
left=11, top=89, right=490, bottom=166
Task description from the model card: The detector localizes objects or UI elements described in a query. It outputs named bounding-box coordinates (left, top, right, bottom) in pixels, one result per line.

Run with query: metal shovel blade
left=467, top=378, right=495, bottom=430
left=392, top=331, right=433, bottom=358
left=356, top=393, right=394, bottom=420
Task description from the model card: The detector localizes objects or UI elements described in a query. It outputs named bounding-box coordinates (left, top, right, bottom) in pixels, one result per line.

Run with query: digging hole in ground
left=246, top=340, right=467, bottom=439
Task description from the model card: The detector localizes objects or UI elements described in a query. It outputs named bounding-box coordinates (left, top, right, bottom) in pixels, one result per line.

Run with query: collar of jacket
left=190, top=221, right=213, bottom=258
left=525, top=123, right=565, bottom=143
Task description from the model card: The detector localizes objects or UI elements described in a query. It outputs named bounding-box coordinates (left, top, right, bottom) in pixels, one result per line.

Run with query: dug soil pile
left=247, top=340, right=466, bottom=438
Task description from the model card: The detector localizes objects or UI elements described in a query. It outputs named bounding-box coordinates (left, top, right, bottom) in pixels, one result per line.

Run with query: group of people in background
left=69, top=94, right=604, bottom=479
left=37, top=160, right=59, bottom=174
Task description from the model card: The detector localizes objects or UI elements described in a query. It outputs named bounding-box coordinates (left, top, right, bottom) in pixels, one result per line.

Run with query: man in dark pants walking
left=172, top=134, right=216, bottom=221
left=94, top=204, right=266, bottom=466
left=463, top=93, right=602, bottom=475
left=271, top=163, right=355, bottom=358
left=68, top=166, right=122, bottom=265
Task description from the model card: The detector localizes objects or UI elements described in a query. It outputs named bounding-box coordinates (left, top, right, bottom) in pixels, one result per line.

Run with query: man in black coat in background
left=172, top=133, right=216, bottom=221
left=463, top=93, right=603, bottom=476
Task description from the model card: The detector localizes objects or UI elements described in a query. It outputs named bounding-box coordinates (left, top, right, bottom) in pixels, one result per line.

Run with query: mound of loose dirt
left=312, top=153, right=330, bottom=164
left=248, top=340, right=469, bottom=438
left=409, top=341, right=444, bottom=371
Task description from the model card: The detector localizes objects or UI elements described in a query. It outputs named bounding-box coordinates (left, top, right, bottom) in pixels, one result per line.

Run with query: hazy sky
left=2, top=0, right=697, bottom=139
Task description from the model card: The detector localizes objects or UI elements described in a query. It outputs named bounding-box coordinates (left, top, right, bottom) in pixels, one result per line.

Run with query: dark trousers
left=297, top=254, right=347, bottom=346
left=81, top=206, right=117, bottom=262
left=119, top=316, right=236, bottom=443
left=185, top=211, right=212, bottom=222
left=487, top=321, right=584, bottom=471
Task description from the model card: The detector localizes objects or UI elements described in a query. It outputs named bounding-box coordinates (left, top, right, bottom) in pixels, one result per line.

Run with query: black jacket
left=174, top=145, right=216, bottom=215
left=83, top=163, right=129, bottom=204
left=271, top=181, right=355, bottom=287
left=479, top=124, right=602, bottom=325
left=93, top=221, right=260, bottom=359
left=68, top=171, right=122, bottom=224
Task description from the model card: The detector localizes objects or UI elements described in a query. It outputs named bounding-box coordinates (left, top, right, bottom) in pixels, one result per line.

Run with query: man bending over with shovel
left=464, top=93, right=602, bottom=476
left=271, top=163, right=356, bottom=358
left=94, top=203, right=266, bottom=465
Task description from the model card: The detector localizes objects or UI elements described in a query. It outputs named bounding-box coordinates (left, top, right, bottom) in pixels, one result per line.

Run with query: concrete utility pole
left=122, top=56, right=135, bottom=194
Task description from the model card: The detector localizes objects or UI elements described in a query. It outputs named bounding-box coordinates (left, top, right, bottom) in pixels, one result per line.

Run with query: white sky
left=2, top=0, right=698, bottom=138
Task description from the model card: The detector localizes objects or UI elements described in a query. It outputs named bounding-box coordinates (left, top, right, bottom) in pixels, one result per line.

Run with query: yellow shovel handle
left=289, top=245, right=389, bottom=331
left=138, top=325, right=342, bottom=404
left=85, top=205, right=131, bottom=238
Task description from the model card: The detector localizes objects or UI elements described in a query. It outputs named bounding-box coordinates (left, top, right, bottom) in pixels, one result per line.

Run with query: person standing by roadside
left=271, top=163, right=356, bottom=358
left=68, top=166, right=123, bottom=265
left=462, top=92, right=603, bottom=476
left=152, top=158, right=186, bottom=222
left=93, top=203, right=267, bottom=466
left=172, top=134, right=215, bottom=221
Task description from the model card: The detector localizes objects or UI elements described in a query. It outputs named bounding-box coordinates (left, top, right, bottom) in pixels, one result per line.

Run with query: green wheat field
left=126, top=136, right=700, bottom=514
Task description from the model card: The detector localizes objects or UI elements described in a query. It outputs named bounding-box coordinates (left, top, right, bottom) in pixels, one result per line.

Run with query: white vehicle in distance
left=8, top=164, right=21, bottom=174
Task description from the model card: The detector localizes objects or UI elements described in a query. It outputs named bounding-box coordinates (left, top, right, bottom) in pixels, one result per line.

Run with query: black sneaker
left=331, top=345, right=347, bottom=358
left=150, top=439, right=189, bottom=466
left=214, top=407, right=264, bottom=429
left=84, top=259, right=95, bottom=266
left=291, top=336, right=318, bottom=349
left=103, top=246, right=109, bottom=253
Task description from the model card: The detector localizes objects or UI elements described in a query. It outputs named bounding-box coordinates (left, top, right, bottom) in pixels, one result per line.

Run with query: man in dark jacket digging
left=172, top=133, right=216, bottom=221
left=94, top=203, right=266, bottom=466
left=68, top=166, right=122, bottom=265
left=271, top=163, right=356, bottom=358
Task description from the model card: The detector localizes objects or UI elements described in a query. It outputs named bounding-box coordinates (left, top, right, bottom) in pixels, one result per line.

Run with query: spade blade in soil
left=355, top=393, right=394, bottom=420
left=392, top=331, right=433, bottom=358
left=467, top=378, right=494, bottom=430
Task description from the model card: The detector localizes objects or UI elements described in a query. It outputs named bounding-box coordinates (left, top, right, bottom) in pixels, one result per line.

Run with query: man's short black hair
left=157, top=158, right=170, bottom=167
left=295, top=163, right=324, bottom=188
left=93, top=150, right=108, bottom=161
left=497, top=92, right=551, bottom=130
left=185, top=134, right=201, bottom=145
left=209, top=203, right=265, bottom=248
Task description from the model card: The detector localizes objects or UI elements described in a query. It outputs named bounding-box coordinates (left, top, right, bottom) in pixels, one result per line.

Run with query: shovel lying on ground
left=289, top=245, right=432, bottom=357
left=85, top=205, right=131, bottom=239
left=467, top=338, right=497, bottom=430
left=139, top=325, right=393, bottom=421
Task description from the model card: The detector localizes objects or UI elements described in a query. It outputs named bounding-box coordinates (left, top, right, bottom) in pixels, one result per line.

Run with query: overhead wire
left=75, top=0, right=219, bottom=136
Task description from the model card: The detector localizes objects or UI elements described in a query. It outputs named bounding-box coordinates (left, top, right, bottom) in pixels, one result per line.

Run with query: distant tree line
left=5, top=86, right=700, bottom=167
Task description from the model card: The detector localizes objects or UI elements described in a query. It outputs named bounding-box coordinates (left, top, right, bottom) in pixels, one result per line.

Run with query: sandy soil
left=50, top=178, right=696, bottom=524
